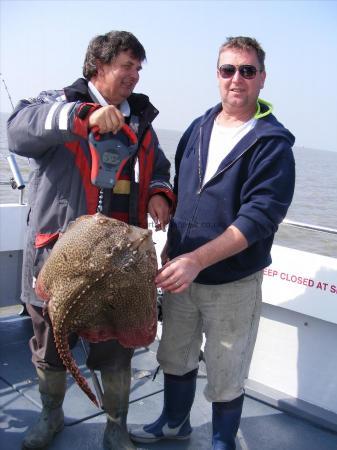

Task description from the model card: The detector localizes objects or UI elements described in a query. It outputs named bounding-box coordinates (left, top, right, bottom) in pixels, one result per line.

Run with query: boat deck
left=1, top=312, right=337, bottom=450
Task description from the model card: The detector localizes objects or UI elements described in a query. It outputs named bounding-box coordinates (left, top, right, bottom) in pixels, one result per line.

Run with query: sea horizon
left=0, top=111, right=336, bottom=155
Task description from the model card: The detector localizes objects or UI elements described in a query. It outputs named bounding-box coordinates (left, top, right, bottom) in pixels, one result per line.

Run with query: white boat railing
left=282, top=219, right=337, bottom=235
left=2, top=177, right=337, bottom=236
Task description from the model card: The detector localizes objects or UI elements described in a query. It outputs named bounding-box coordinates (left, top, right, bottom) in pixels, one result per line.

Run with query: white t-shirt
left=203, top=117, right=257, bottom=185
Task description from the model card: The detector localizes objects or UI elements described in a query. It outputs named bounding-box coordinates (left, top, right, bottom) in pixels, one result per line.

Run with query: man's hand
left=88, top=105, right=125, bottom=134
left=155, top=252, right=202, bottom=293
left=155, top=225, right=249, bottom=293
left=148, top=195, right=170, bottom=231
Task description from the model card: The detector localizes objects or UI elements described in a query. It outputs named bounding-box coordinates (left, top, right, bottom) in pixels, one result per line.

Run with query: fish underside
left=36, top=213, right=158, bottom=406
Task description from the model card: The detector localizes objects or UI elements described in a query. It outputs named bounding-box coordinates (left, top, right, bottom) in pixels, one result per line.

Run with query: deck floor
left=1, top=313, right=337, bottom=450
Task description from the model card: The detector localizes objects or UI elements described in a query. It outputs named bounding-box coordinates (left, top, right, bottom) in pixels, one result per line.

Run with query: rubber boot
left=212, top=394, right=244, bottom=450
left=22, top=368, right=66, bottom=450
left=130, top=368, right=198, bottom=443
left=101, top=367, right=136, bottom=450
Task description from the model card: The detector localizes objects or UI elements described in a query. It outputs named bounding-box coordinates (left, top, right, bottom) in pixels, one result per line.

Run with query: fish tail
left=54, top=330, right=98, bottom=407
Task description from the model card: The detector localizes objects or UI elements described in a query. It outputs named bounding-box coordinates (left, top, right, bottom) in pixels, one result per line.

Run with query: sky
left=1, top=0, right=337, bottom=152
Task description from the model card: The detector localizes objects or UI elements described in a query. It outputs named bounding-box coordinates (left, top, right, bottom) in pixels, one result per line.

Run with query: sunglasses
left=218, top=64, right=260, bottom=80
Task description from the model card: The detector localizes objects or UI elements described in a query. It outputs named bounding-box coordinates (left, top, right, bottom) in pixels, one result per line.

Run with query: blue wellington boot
left=130, top=368, right=198, bottom=443
left=212, top=394, right=244, bottom=450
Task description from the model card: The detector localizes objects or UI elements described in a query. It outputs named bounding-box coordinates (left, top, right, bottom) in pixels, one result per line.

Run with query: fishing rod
left=0, top=73, right=25, bottom=195
left=0, top=72, right=15, bottom=110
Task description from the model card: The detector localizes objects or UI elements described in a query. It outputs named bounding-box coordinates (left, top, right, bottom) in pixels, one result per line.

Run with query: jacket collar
left=63, top=78, right=159, bottom=128
left=196, top=101, right=295, bottom=185
left=200, top=101, right=295, bottom=145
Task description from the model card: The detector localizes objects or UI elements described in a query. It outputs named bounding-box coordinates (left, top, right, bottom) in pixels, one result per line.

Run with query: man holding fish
left=8, top=30, right=174, bottom=450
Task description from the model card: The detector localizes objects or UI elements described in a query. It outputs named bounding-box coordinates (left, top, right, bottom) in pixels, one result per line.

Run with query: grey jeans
left=157, top=271, right=263, bottom=402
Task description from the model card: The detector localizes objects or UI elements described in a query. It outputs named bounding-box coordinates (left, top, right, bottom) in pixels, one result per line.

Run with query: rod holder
left=6, top=154, right=25, bottom=190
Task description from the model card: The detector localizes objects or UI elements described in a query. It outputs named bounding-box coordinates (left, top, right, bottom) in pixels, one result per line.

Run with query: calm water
left=1, top=112, right=337, bottom=258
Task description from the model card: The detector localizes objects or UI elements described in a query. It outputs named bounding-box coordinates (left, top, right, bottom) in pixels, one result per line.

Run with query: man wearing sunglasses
left=131, top=37, right=295, bottom=449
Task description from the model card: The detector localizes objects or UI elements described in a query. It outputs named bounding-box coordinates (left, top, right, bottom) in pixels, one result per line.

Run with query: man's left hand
left=148, top=195, right=170, bottom=231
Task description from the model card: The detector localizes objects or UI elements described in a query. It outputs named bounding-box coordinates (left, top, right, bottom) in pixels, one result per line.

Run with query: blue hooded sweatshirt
left=167, top=101, right=296, bottom=285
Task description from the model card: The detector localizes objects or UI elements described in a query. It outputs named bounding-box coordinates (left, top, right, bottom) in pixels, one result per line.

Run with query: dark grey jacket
left=7, top=78, right=174, bottom=305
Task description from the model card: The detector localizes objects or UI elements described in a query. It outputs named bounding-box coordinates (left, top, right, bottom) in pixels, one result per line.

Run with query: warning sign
left=262, top=245, right=337, bottom=323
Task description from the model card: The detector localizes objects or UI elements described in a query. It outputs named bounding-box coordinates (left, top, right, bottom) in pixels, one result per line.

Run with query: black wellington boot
left=212, top=394, right=244, bottom=450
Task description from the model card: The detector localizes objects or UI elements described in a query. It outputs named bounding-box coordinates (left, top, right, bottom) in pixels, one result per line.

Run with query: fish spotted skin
left=36, top=213, right=158, bottom=406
